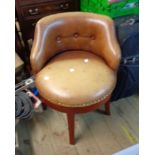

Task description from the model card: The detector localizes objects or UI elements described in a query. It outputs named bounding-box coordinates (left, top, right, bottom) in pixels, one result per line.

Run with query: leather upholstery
left=35, top=51, right=116, bottom=107
left=30, top=12, right=121, bottom=74
left=30, top=12, right=121, bottom=107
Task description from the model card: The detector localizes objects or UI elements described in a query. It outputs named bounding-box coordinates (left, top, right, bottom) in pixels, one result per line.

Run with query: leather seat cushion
left=35, top=51, right=116, bottom=107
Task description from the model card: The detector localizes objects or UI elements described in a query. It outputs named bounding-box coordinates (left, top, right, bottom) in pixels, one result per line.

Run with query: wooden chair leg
left=67, top=112, right=75, bottom=145
left=42, top=102, right=48, bottom=110
left=104, top=100, right=111, bottom=115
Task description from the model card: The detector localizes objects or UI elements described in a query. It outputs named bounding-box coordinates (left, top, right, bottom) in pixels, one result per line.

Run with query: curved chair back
left=30, top=12, right=121, bottom=74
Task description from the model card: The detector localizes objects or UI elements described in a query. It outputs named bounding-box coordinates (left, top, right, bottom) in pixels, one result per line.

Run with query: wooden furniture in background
left=15, top=53, right=24, bottom=74
left=15, top=52, right=24, bottom=83
left=15, top=24, right=26, bottom=62
left=15, top=0, right=80, bottom=55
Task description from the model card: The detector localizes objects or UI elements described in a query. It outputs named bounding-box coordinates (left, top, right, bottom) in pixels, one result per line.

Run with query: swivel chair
left=30, top=12, right=121, bottom=144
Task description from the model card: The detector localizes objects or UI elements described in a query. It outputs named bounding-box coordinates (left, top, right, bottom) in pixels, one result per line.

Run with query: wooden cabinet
left=15, top=0, right=80, bottom=54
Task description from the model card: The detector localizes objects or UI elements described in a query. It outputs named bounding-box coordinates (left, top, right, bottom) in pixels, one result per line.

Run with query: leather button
left=73, top=33, right=79, bottom=38
left=56, top=36, right=61, bottom=42
left=90, top=35, right=96, bottom=40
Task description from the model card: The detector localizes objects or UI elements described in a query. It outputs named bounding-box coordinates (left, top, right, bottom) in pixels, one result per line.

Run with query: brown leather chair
left=30, top=12, right=121, bottom=144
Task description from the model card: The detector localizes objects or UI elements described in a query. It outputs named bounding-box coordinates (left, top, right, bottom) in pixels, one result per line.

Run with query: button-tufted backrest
left=30, top=12, right=121, bottom=74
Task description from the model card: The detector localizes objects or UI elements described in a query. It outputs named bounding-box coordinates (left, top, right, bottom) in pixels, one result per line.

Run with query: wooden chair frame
left=41, top=94, right=111, bottom=145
